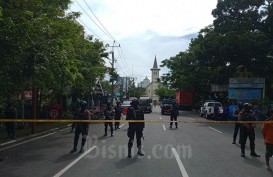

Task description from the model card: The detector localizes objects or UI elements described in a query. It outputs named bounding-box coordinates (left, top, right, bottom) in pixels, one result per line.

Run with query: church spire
left=153, top=55, right=158, bottom=69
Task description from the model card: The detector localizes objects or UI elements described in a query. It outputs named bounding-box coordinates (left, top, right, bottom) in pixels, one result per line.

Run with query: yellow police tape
left=0, top=119, right=273, bottom=124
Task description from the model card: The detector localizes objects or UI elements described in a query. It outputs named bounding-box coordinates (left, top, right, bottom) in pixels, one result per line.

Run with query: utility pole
left=109, top=41, right=120, bottom=106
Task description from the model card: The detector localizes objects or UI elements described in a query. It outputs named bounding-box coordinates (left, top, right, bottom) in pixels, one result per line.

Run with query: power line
left=76, top=18, right=106, bottom=43
left=74, top=0, right=114, bottom=42
left=117, top=46, right=132, bottom=75
left=82, top=0, right=116, bottom=41
left=116, top=47, right=131, bottom=76
left=64, top=2, right=107, bottom=44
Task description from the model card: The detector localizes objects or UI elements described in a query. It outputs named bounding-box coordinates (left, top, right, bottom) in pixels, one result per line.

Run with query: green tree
left=154, top=85, right=175, bottom=101
left=162, top=0, right=273, bottom=100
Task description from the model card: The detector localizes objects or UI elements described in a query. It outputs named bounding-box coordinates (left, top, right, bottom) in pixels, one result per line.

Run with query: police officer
left=114, top=102, right=122, bottom=130
left=103, top=102, right=114, bottom=137
left=170, top=101, right=179, bottom=129
left=239, top=103, right=260, bottom=157
left=70, top=101, right=91, bottom=153
left=126, top=99, right=145, bottom=158
left=4, top=103, right=17, bottom=139
left=232, top=104, right=243, bottom=144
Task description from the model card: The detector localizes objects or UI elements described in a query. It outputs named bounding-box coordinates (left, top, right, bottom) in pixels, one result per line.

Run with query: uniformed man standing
left=126, top=100, right=145, bottom=158
left=4, top=103, right=17, bottom=139
left=70, top=101, right=91, bottom=153
left=103, top=102, right=114, bottom=137
left=114, top=102, right=122, bottom=130
left=232, top=104, right=243, bottom=144
left=170, top=101, right=179, bottom=129
left=239, top=103, right=260, bottom=157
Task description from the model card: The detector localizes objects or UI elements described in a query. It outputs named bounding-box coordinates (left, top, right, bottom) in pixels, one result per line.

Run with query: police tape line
left=0, top=119, right=273, bottom=124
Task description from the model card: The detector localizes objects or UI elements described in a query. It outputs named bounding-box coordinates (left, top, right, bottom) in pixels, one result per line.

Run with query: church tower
left=149, top=55, right=160, bottom=104
left=151, top=55, right=160, bottom=83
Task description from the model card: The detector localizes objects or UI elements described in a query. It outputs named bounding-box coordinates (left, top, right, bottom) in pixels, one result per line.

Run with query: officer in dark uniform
left=70, top=101, right=91, bottom=153
left=4, top=103, right=17, bottom=139
left=239, top=103, right=260, bottom=157
left=232, top=104, right=243, bottom=144
left=126, top=99, right=145, bottom=158
left=114, top=102, right=122, bottom=130
left=103, top=102, right=114, bottom=137
left=170, top=101, right=179, bottom=129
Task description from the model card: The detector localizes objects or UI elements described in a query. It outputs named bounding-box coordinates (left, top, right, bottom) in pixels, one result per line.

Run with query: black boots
left=79, top=147, right=84, bottom=153
left=70, top=147, right=77, bottom=153
left=137, top=147, right=144, bottom=156
left=128, top=147, right=144, bottom=158
left=250, top=152, right=260, bottom=157
left=128, top=148, right=132, bottom=158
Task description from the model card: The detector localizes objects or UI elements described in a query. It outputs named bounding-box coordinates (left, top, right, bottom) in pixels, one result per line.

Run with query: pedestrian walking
left=114, top=102, right=122, bottom=130
left=4, top=103, right=17, bottom=139
left=70, top=101, right=91, bottom=153
left=103, top=102, right=114, bottom=137
left=170, top=101, right=179, bottom=129
left=232, top=104, right=243, bottom=144
left=239, top=103, right=260, bottom=158
left=262, top=109, right=273, bottom=171
left=126, top=99, right=145, bottom=158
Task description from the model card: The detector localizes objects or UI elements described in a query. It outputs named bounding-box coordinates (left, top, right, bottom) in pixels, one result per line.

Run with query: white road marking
left=159, top=116, right=162, bottom=120
left=53, top=146, right=97, bottom=177
left=189, top=118, right=195, bottom=121
left=0, top=132, right=56, bottom=151
left=119, top=123, right=125, bottom=128
left=208, top=126, right=223, bottom=134
left=59, top=127, right=71, bottom=132
left=171, top=148, right=189, bottom=177
left=162, top=124, right=166, bottom=131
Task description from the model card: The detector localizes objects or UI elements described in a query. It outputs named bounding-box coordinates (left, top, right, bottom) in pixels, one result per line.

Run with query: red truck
left=175, top=91, right=193, bottom=110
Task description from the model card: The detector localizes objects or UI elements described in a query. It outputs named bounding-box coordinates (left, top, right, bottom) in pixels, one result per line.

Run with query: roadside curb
left=0, top=124, right=71, bottom=147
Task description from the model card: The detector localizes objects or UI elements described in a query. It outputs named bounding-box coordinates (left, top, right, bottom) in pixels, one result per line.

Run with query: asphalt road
left=0, top=106, right=272, bottom=177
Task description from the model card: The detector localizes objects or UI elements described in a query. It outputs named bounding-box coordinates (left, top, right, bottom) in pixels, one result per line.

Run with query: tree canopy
left=0, top=0, right=109, bottom=102
left=161, top=0, right=273, bottom=101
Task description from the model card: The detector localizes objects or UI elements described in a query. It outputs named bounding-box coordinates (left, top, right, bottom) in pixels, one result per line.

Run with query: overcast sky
left=69, top=0, right=218, bottom=84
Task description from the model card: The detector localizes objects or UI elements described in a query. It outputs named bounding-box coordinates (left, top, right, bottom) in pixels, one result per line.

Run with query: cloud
left=70, top=0, right=218, bottom=83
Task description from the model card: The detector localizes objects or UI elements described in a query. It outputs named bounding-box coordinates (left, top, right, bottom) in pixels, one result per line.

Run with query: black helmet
left=80, top=100, right=87, bottom=110
left=243, top=103, right=251, bottom=111
left=106, top=101, right=111, bottom=107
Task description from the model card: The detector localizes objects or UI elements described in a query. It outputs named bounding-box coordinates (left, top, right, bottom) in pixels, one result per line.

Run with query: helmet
left=80, top=100, right=87, bottom=110
left=106, top=101, right=111, bottom=108
left=243, top=103, right=251, bottom=111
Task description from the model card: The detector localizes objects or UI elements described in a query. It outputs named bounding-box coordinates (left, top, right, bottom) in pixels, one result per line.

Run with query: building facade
left=138, top=76, right=150, bottom=88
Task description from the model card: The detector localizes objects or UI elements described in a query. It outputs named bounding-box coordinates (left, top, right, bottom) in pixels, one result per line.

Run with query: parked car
left=121, top=100, right=131, bottom=115
left=139, top=99, right=152, bottom=113
left=200, top=101, right=223, bottom=119
left=161, top=99, right=174, bottom=115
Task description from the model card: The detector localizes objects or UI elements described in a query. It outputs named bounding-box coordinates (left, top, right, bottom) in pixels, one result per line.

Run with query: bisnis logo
left=84, top=135, right=192, bottom=160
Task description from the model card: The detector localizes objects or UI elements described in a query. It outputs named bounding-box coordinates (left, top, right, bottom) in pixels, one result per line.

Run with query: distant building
left=138, top=76, right=150, bottom=88
left=146, top=56, right=160, bottom=104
